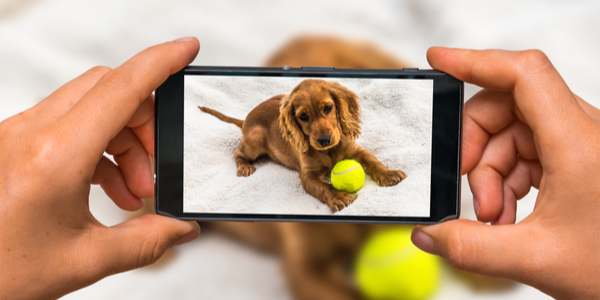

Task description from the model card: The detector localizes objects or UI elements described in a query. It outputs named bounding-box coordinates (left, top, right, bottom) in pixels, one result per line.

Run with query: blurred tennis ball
left=355, top=226, right=441, bottom=300
left=331, top=159, right=365, bottom=193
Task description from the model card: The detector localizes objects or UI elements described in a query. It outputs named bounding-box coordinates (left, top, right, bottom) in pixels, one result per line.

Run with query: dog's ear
left=327, top=81, right=361, bottom=139
left=279, top=95, right=309, bottom=154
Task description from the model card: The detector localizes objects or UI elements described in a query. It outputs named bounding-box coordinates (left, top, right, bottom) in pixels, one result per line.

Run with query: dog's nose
left=317, top=135, right=331, bottom=147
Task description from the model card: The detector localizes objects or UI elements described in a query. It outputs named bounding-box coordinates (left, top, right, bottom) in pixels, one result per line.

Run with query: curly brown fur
left=200, top=79, right=406, bottom=212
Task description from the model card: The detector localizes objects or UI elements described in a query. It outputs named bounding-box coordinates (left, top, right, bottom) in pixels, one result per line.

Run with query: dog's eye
left=323, top=105, right=332, bottom=114
left=299, top=113, right=309, bottom=122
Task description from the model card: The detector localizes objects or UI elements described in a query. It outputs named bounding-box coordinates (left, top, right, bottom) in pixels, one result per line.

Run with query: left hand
left=0, top=38, right=201, bottom=300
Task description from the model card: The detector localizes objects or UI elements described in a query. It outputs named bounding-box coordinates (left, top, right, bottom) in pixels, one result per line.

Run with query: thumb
left=412, top=220, right=534, bottom=280
left=93, top=214, right=200, bottom=276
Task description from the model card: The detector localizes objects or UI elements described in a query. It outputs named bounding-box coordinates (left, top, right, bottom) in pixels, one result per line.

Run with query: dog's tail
left=198, top=106, right=244, bottom=129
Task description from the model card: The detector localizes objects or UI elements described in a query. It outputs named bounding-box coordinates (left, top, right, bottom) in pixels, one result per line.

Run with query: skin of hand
left=0, top=38, right=202, bottom=300
left=411, top=48, right=600, bottom=299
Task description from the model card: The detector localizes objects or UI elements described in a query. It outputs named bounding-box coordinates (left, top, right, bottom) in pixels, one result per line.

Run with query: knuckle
left=0, top=124, right=61, bottom=197
left=444, top=230, right=467, bottom=269
left=519, top=49, right=551, bottom=72
left=88, top=65, right=112, bottom=76
left=443, top=225, right=478, bottom=272
left=137, top=233, right=160, bottom=268
left=135, top=217, right=169, bottom=268
left=25, top=132, right=60, bottom=171
left=99, top=67, right=136, bottom=91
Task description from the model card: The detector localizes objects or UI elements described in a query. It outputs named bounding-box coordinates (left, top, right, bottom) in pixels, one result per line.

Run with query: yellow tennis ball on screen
left=355, top=226, right=441, bottom=300
left=331, top=159, right=365, bottom=193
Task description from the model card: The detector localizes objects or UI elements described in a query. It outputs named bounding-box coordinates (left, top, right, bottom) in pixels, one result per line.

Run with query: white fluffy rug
left=184, top=75, right=433, bottom=217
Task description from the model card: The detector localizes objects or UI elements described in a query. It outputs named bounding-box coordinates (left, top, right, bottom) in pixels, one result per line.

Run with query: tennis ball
left=355, top=226, right=441, bottom=300
left=331, top=159, right=365, bottom=193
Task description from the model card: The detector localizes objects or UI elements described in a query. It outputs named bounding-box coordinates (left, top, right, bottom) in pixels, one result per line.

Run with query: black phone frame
left=155, top=66, right=463, bottom=224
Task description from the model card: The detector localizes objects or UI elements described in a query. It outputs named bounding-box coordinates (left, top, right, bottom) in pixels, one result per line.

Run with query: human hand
left=0, top=38, right=201, bottom=300
left=412, top=48, right=600, bottom=299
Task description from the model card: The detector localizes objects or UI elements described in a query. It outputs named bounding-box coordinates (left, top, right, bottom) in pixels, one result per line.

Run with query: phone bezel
left=155, top=66, right=463, bottom=224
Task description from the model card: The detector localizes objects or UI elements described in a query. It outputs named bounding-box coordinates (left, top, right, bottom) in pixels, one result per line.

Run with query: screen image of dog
left=199, top=79, right=407, bottom=213
left=183, top=75, right=433, bottom=217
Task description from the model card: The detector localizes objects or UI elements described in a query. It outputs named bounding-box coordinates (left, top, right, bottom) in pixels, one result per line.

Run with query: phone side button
left=403, top=67, right=419, bottom=71
left=301, top=66, right=335, bottom=70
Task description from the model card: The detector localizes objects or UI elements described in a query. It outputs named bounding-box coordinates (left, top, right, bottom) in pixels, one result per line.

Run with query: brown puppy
left=199, top=79, right=406, bottom=212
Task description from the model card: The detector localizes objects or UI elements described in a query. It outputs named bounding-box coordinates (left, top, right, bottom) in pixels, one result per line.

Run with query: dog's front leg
left=300, top=171, right=356, bottom=212
left=354, top=147, right=407, bottom=187
left=280, top=223, right=362, bottom=300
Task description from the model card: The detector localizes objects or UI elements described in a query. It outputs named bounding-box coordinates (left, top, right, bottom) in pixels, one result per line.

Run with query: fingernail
left=174, top=223, right=201, bottom=246
left=174, top=231, right=198, bottom=246
left=134, top=198, right=145, bottom=211
left=411, top=229, right=438, bottom=255
left=473, top=196, right=480, bottom=218
left=173, top=36, right=195, bottom=43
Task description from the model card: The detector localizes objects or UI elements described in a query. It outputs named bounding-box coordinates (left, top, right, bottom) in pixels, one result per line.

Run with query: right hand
left=411, top=48, right=600, bottom=299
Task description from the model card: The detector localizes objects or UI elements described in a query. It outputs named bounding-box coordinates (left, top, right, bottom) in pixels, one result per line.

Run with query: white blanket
left=2, top=1, right=598, bottom=299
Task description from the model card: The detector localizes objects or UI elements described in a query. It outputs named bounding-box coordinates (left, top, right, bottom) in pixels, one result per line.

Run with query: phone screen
left=183, top=75, right=434, bottom=218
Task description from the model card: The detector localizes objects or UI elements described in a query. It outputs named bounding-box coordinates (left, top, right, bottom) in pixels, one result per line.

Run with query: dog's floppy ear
left=327, top=81, right=361, bottom=139
left=279, top=95, right=309, bottom=154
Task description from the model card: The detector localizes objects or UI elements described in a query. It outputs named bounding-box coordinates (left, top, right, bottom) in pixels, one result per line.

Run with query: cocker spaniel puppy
left=199, top=79, right=406, bottom=212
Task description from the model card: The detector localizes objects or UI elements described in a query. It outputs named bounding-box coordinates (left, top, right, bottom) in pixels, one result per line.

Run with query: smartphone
left=155, top=66, right=463, bottom=224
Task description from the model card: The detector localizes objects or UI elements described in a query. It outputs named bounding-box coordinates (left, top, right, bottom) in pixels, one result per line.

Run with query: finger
left=106, top=128, right=153, bottom=199
left=492, top=158, right=543, bottom=225
left=91, top=156, right=144, bottom=211
left=92, top=214, right=200, bottom=276
left=128, top=94, right=155, bottom=156
left=132, top=118, right=155, bottom=157
left=127, top=93, right=154, bottom=128
left=428, top=47, right=588, bottom=164
left=468, top=120, right=537, bottom=221
left=58, top=38, right=199, bottom=166
left=131, top=116, right=155, bottom=157
left=574, top=94, right=600, bottom=122
left=411, top=220, right=534, bottom=281
left=462, top=89, right=516, bottom=174
left=493, top=184, right=517, bottom=225
left=33, top=66, right=111, bottom=121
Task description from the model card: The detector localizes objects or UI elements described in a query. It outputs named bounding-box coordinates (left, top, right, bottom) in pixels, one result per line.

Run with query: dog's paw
left=375, top=169, right=407, bottom=186
left=327, top=192, right=357, bottom=213
left=237, top=164, right=256, bottom=177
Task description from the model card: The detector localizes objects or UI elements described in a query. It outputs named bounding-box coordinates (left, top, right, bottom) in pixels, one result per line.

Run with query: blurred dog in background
left=141, top=35, right=514, bottom=300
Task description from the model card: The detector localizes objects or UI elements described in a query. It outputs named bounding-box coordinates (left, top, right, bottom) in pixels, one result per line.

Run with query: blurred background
left=1, top=0, right=599, bottom=299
